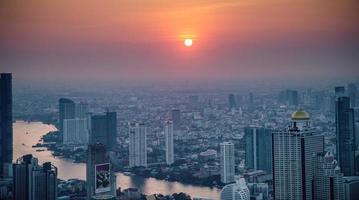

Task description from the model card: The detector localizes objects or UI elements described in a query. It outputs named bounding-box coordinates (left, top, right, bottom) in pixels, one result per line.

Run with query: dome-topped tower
left=290, top=108, right=310, bottom=131
left=291, top=108, right=310, bottom=120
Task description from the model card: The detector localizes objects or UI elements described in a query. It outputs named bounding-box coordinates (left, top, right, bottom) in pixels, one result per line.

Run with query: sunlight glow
left=184, top=39, right=193, bottom=47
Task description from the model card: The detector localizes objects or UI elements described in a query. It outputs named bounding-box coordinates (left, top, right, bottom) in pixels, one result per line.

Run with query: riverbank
left=40, top=129, right=224, bottom=189
left=14, top=121, right=221, bottom=199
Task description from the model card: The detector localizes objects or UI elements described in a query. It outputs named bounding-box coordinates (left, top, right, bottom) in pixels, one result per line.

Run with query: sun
left=184, top=39, right=193, bottom=47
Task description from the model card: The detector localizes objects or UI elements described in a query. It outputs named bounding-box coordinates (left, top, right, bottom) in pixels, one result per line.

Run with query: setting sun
left=184, top=39, right=193, bottom=47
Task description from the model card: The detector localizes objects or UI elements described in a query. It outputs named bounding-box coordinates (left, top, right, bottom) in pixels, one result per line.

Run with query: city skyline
left=2, top=71, right=359, bottom=199
left=1, top=0, right=359, bottom=199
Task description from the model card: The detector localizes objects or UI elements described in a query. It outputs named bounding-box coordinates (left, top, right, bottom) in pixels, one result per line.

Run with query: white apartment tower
left=63, top=118, right=88, bottom=144
left=165, top=121, right=174, bottom=165
left=129, top=122, right=147, bottom=167
left=220, top=142, right=235, bottom=184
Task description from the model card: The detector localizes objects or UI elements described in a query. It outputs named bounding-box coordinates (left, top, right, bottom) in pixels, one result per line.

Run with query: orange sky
left=0, top=0, right=358, bottom=82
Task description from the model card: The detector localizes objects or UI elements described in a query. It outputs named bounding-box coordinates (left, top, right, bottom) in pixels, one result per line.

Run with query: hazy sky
left=0, top=0, right=358, bottom=83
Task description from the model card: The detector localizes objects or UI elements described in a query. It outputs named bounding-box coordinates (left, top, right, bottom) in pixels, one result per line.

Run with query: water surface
left=13, top=121, right=220, bottom=199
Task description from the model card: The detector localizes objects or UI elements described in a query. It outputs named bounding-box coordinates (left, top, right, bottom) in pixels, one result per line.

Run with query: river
left=13, top=121, right=221, bottom=199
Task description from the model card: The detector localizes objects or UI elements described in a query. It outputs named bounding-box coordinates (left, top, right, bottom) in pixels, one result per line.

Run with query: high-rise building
left=63, top=118, right=89, bottom=144
left=58, top=98, right=76, bottom=133
left=171, top=109, right=181, bottom=131
left=86, top=143, right=116, bottom=199
left=272, top=109, right=324, bottom=200
left=312, top=152, right=344, bottom=200
left=13, top=154, right=57, bottom=200
left=90, top=112, right=117, bottom=151
left=228, top=94, right=237, bottom=109
left=336, top=96, right=356, bottom=176
left=75, top=102, right=88, bottom=119
left=188, top=95, right=199, bottom=111
left=165, top=121, right=174, bottom=165
left=335, top=86, right=346, bottom=98
left=354, top=108, right=359, bottom=169
left=220, top=177, right=250, bottom=200
left=348, top=83, right=357, bottom=108
left=248, top=93, right=254, bottom=109
left=220, top=142, right=235, bottom=184
left=129, top=123, right=147, bottom=167
left=0, top=73, right=12, bottom=178
left=86, top=112, right=93, bottom=131
left=244, top=127, right=272, bottom=173
left=59, top=99, right=90, bottom=145
left=343, top=176, right=359, bottom=200
left=247, top=182, right=269, bottom=200
left=287, top=89, right=299, bottom=106
left=278, top=89, right=299, bottom=107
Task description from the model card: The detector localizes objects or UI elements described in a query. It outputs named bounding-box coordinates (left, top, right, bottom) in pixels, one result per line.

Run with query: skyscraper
left=335, top=86, right=346, bottom=98
left=312, top=152, right=344, bottom=200
left=244, top=127, right=272, bottom=173
left=248, top=93, right=254, bottom=109
left=0, top=73, right=12, bottom=178
left=58, top=98, right=76, bottom=133
left=13, top=155, right=57, bottom=200
left=228, top=94, right=237, bottom=109
left=63, top=118, right=89, bottom=144
left=86, top=143, right=116, bottom=199
left=75, top=102, right=89, bottom=118
left=171, top=109, right=181, bottom=131
left=165, top=121, right=174, bottom=165
left=348, top=83, right=357, bottom=108
left=59, top=99, right=90, bottom=145
left=286, top=89, right=298, bottom=106
left=90, top=112, right=117, bottom=151
left=343, top=176, right=359, bottom=200
left=336, top=96, right=356, bottom=176
left=220, top=177, right=250, bottom=200
left=272, top=109, right=324, bottom=200
left=220, top=142, right=235, bottom=184
left=129, top=123, right=147, bottom=167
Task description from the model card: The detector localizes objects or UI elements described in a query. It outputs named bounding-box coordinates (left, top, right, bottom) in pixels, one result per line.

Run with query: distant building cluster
left=1, top=72, right=359, bottom=200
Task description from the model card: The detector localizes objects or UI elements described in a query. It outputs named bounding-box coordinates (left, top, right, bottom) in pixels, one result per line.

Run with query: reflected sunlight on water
left=13, top=121, right=220, bottom=199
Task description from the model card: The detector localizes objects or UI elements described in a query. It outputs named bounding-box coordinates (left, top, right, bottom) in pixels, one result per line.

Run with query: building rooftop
left=291, top=109, right=310, bottom=120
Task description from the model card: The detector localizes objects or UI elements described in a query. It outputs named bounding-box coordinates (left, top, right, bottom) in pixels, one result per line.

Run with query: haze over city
left=1, top=1, right=359, bottom=200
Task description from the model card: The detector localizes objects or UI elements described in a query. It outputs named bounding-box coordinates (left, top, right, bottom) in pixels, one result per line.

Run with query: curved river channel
left=13, top=121, right=220, bottom=199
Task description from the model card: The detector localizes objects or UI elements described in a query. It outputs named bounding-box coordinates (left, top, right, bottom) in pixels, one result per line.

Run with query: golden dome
left=291, top=109, right=310, bottom=120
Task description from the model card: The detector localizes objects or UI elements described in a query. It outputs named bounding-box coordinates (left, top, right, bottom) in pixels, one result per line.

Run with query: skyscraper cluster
left=270, top=105, right=359, bottom=200
left=272, top=109, right=324, bottom=200
left=3, top=71, right=359, bottom=200
left=13, top=154, right=57, bottom=200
